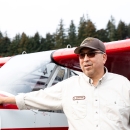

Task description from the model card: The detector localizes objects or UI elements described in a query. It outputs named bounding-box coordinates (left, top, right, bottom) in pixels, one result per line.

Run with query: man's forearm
left=1, top=97, right=16, bottom=104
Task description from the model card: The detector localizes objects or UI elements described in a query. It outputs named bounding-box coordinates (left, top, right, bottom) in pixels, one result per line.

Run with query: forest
left=0, top=15, right=130, bottom=56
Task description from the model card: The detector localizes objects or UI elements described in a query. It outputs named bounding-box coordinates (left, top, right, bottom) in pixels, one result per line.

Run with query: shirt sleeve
left=15, top=82, right=63, bottom=110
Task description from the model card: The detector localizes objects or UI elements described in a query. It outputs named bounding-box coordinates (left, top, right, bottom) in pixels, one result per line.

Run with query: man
left=0, top=37, right=130, bottom=130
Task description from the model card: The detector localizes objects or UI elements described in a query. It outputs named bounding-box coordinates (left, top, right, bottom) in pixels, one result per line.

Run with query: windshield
left=0, top=51, right=54, bottom=95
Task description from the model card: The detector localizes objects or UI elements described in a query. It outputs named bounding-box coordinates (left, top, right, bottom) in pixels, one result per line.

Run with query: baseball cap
left=74, top=37, right=106, bottom=54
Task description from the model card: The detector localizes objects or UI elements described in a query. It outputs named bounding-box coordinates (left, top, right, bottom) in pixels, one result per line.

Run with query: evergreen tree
left=55, top=19, right=66, bottom=49
left=26, top=33, right=41, bottom=53
left=39, top=33, right=55, bottom=51
left=0, top=36, right=11, bottom=56
left=106, top=16, right=117, bottom=41
left=0, top=31, right=3, bottom=39
left=17, top=32, right=29, bottom=54
left=8, top=34, right=21, bottom=55
left=45, top=33, right=55, bottom=50
left=67, top=20, right=77, bottom=47
left=32, top=32, right=41, bottom=52
left=96, top=29, right=109, bottom=42
left=84, top=19, right=96, bottom=37
left=77, top=15, right=96, bottom=44
left=116, top=20, right=128, bottom=40
left=77, top=15, right=87, bottom=44
left=26, top=37, right=35, bottom=53
left=39, top=37, right=46, bottom=51
left=126, top=23, right=130, bottom=38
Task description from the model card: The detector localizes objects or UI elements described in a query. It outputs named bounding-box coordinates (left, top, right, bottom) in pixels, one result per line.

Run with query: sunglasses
left=78, top=51, right=104, bottom=58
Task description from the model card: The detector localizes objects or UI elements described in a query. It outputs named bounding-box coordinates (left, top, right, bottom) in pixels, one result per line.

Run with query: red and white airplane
left=0, top=39, right=130, bottom=130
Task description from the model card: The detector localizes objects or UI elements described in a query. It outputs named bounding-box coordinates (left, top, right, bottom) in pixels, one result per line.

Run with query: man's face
left=79, top=48, right=107, bottom=78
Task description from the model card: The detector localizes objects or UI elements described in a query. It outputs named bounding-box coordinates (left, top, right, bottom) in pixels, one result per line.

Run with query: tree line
left=0, top=15, right=130, bottom=57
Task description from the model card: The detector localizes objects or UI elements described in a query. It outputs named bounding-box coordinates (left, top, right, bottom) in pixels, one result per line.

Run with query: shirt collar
left=99, top=67, right=108, bottom=83
left=82, top=67, right=108, bottom=85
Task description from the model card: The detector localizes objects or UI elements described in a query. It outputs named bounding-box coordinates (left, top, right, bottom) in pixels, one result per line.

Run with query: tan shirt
left=16, top=69, right=130, bottom=130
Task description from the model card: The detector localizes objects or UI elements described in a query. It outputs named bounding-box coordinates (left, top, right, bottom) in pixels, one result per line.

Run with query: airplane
left=0, top=38, right=130, bottom=130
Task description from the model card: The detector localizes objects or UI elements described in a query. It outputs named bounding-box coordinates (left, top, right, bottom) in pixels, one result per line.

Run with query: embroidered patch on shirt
left=73, top=96, right=86, bottom=100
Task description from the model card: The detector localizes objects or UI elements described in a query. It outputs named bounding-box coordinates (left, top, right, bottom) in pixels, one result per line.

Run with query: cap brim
left=74, top=46, right=99, bottom=54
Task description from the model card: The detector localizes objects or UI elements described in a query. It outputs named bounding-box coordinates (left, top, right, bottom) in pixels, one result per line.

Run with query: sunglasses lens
left=87, top=52, right=96, bottom=58
left=79, top=53, right=85, bottom=58
left=79, top=52, right=97, bottom=58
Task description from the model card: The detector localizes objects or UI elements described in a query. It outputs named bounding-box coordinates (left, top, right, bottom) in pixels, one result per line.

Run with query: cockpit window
left=32, top=62, right=56, bottom=91
left=33, top=63, right=74, bottom=90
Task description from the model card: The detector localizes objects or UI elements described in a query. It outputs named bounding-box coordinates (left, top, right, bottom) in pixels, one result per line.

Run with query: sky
left=0, top=0, right=130, bottom=39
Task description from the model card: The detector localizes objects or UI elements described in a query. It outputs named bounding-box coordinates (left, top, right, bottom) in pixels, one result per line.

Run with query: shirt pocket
left=71, top=100, right=87, bottom=120
left=105, top=99, right=127, bottom=121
